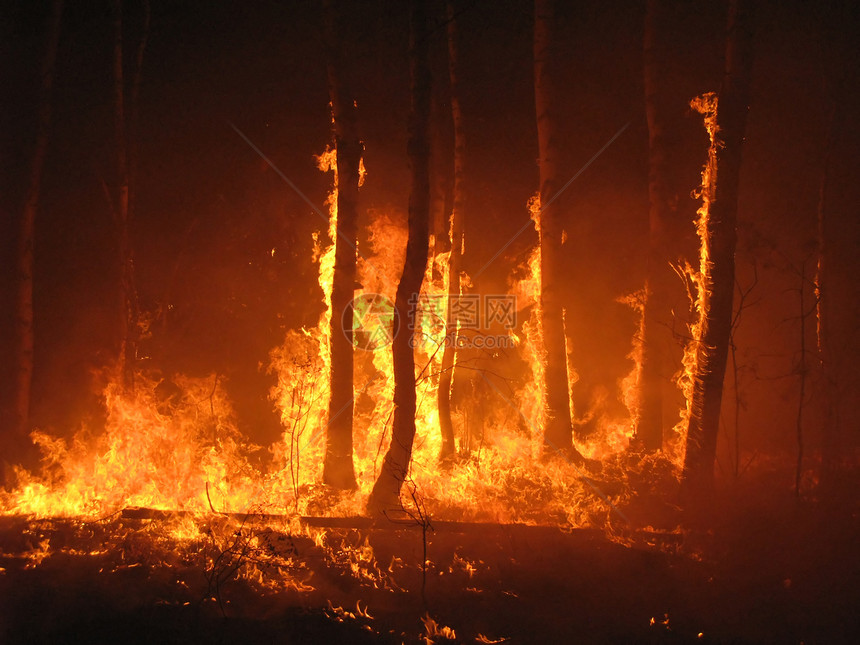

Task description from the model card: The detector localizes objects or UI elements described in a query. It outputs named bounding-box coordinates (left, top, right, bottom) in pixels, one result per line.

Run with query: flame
left=269, top=144, right=353, bottom=509
left=510, top=194, right=546, bottom=451
left=2, top=373, right=260, bottom=520
left=421, top=613, right=457, bottom=643
left=314, top=145, right=338, bottom=385
left=668, top=92, right=719, bottom=467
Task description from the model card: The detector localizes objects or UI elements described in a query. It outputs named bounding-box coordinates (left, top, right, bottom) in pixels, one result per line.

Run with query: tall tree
left=437, top=0, right=464, bottom=462
left=815, top=0, right=848, bottom=493
left=322, top=0, right=362, bottom=490
left=368, top=0, right=431, bottom=515
left=533, top=0, right=585, bottom=462
left=9, top=0, right=64, bottom=477
left=110, top=0, right=149, bottom=392
left=112, top=0, right=132, bottom=389
left=127, top=0, right=150, bottom=286
left=636, top=0, right=677, bottom=451
left=681, top=0, right=755, bottom=499
left=815, top=108, right=837, bottom=491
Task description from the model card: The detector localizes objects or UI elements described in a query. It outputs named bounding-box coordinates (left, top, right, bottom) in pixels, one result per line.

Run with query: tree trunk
left=112, top=0, right=139, bottom=392
left=534, top=0, right=582, bottom=461
left=124, top=0, right=149, bottom=387
left=8, top=0, right=63, bottom=477
left=816, top=115, right=837, bottom=492
left=681, top=0, right=755, bottom=499
left=322, top=0, right=361, bottom=490
left=637, top=0, right=676, bottom=452
left=429, top=91, right=449, bottom=265
left=368, top=0, right=431, bottom=516
left=816, top=2, right=847, bottom=495
left=437, top=0, right=464, bottom=462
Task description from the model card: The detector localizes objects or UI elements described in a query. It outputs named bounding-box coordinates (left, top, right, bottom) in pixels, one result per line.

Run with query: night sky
left=2, top=0, right=858, bottom=464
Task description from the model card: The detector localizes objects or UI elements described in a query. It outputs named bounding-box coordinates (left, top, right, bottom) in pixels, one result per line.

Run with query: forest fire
left=1, top=0, right=858, bottom=643
left=1, top=167, right=642, bottom=526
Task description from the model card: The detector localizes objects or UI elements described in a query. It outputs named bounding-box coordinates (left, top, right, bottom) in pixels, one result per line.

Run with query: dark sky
left=1, top=0, right=858, bottom=460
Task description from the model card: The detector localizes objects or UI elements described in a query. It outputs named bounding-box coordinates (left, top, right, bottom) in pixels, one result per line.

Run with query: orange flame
left=669, top=92, right=719, bottom=467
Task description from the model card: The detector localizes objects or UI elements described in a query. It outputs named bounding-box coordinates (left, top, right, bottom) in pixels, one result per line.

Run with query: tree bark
left=681, top=0, right=755, bottom=499
left=368, top=0, right=431, bottom=515
left=322, top=0, right=362, bottom=490
left=112, top=0, right=141, bottom=392
left=534, top=0, right=583, bottom=460
left=124, top=0, right=149, bottom=386
left=9, top=0, right=63, bottom=476
left=437, top=0, right=464, bottom=462
left=637, top=0, right=677, bottom=452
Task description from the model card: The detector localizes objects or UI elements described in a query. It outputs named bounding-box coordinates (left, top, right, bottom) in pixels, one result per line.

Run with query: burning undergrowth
left=0, top=194, right=685, bottom=528
left=0, top=151, right=694, bottom=644
left=0, top=347, right=674, bottom=527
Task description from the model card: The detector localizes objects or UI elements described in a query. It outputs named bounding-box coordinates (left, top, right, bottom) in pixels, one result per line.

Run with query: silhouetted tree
left=637, top=0, right=678, bottom=452
left=533, top=0, right=585, bottom=462
left=109, top=0, right=149, bottom=391
left=437, top=0, right=464, bottom=462
left=322, top=0, right=362, bottom=490
left=681, top=0, right=755, bottom=499
left=8, top=0, right=63, bottom=479
left=368, top=0, right=431, bottom=515
left=815, top=0, right=848, bottom=494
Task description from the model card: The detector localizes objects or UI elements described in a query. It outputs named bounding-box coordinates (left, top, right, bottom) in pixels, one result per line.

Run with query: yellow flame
left=669, top=92, right=719, bottom=467
left=2, top=373, right=260, bottom=520
left=512, top=194, right=546, bottom=448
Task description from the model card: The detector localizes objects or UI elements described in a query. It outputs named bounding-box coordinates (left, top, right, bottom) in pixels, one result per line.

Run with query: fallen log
left=3, top=509, right=682, bottom=550
left=120, top=506, right=291, bottom=524
left=118, top=508, right=605, bottom=539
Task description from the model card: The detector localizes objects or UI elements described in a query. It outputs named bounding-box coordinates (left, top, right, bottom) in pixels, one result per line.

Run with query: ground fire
left=1, top=1, right=858, bottom=643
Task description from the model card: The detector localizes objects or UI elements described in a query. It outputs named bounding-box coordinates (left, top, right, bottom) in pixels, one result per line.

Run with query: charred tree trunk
left=368, top=0, right=431, bottom=515
left=8, top=0, right=63, bottom=476
left=534, top=0, right=583, bottom=461
left=681, top=0, right=755, bottom=499
left=437, top=0, right=464, bottom=462
left=322, top=0, right=362, bottom=490
left=637, top=0, right=676, bottom=452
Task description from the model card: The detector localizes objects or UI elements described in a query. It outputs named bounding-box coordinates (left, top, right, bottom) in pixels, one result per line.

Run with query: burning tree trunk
left=437, top=0, right=464, bottom=462
left=368, top=0, right=431, bottom=515
left=681, top=0, right=755, bottom=499
left=9, top=0, right=63, bottom=476
left=322, top=0, right=362, bottom=490
left=533, top=0, right=583, bottom=461
left=636, top=0, right=676, bottom=452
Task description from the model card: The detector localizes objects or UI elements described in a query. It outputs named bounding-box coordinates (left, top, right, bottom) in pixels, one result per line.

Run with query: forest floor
left=1, top=482, right=858, bottom=645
